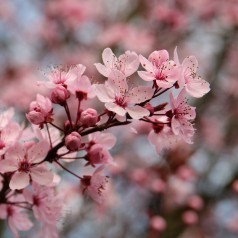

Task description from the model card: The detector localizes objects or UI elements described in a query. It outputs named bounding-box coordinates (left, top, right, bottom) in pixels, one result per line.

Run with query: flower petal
left=10, top=172, right=30, bottom=190
left=127, top=86, right=153, bottom=103
left=94, top=63, right=110, bottom=77
left=28, top=141, right=50, bottom=164
left=126, top=106, right=150, bottom=119
left=30, top=166, right=54, bottom=186
left=105, top=102, right=126, bottom=116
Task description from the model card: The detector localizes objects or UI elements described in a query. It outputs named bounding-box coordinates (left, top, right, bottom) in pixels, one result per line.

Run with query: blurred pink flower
left=0, top=204, right=33, bottom=238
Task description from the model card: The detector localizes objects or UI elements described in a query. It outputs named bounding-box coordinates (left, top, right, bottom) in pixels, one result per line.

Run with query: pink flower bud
left=150, top=216, right=166, bottom=231
left=80, top=108, right=99, bottom=127
left=26, top=94, right=53, bottom=126
left=182, top=210, right=198, bottom=225
left=51, top=86, right=70, bottom=105
left=65, top=132, right=82, bottom=151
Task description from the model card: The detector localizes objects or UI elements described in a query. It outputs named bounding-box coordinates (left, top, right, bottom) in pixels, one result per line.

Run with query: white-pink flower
left=38, top=65, right=77, bottom=89
left=94, top=70, right=153, bottom=119
left=169, top=90, right=196, bottom=144
left=174, top=48, right=210, bottom=98
left=148, top=121, right=177, bottom=154
left=23, top=183, right=62, bottom=225
left=66, top=64, right=95, bottom=100
left=26, top=94, right=53, bottom=126
left=0, top=141, right=53, bottom=190
left=0, top=204, right=33, bottom=238
left=95, top=48, right=140, bottom=77
left=82, top=166, right=109, bottom=204
left=138, top=50, right=179, bottom=88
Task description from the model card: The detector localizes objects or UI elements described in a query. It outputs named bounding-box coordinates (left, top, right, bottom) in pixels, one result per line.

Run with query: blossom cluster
left=0, top=47, right=209, bottom=237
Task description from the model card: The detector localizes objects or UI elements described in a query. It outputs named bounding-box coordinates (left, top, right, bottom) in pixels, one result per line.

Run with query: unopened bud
left=65, top=132, right=82, bottom=151
left=80, top=108, right=99, bottom=127
left=51, top=86, right=70, bottom=105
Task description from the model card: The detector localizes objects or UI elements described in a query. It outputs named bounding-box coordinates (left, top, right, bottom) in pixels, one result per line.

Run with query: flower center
left=0, top=139, right=5, bottom=150
left=115, top=96, right=127, bottom=108
left=18, top=160, right=30, bottom=173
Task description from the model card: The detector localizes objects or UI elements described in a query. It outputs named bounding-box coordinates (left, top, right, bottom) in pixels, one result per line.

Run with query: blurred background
left=0, top=0, right=238, bottom=237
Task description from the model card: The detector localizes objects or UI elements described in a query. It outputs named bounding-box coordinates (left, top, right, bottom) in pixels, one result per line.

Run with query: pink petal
left=5, top=143, right=26, bottom=161
left=185, top=78, right=210, bottom=98
left=105, top=102, right=126, bottom=116
left=173, top=47, right=180, bottom=65
left=148, top=50, right=169, bottom=65
left=102, top=48, right=114, bottom=68
left=0, top=160, right=18, bottom=173
left=8, top=211, right=33, bottom=232
left=10, top=172, right=30, bottom=190
left=138, top=71, right=155, bottom=81
left=156, top=80, right=174, bottom=89
left=30, top=166, right=54, bottom=185
left=139, top=55, right=154, bottom=72
left=182, top=56, right=198, bottom=73
left=123, top=51, right=140, bottom=76
left=127, top=86, right=153, bottom=104
left=126, top=106, right=150, bottom=119
left=94, top=63, right=110, bottom=77
left=171, top=117, right=181, bottom=135
left=28, top=141, right=50, bottom=164
left=93, top=84, right=114, bottom=102
left=108, top=69, right=128, bottom=93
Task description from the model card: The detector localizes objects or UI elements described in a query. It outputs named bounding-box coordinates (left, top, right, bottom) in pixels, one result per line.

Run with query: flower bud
left=51, top=86, right=70, bottom=105
left=26, top=94, right=53, bottom=126
left=65, top=132, right=82, bottom=151
left=80, top=108, right=99, bottom=127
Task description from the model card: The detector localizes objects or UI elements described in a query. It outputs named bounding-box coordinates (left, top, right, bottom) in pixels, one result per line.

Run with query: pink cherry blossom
left=0, top=141, right=53, bottom=190
left=26, top=94, right=53, bottom=126
left=39, top=65, right=77, bottom=89
left=94, top=48, right=140, bottom=77
left=174, top=47, right=210, bottom=97
left=138, top=50, right=179, bottom=88
left=66, top=64, right=95, bottom=100
left=0, top=204, right=33, bottom=238
left=168, top=90, right=196, bottom=144
left=23, top=183, right=63, bottom=225
left=82, top=166, right=109, bottom=204
left=148, top=121, right=177, bottom=154
left=94, top=70, right=153, bottom=119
